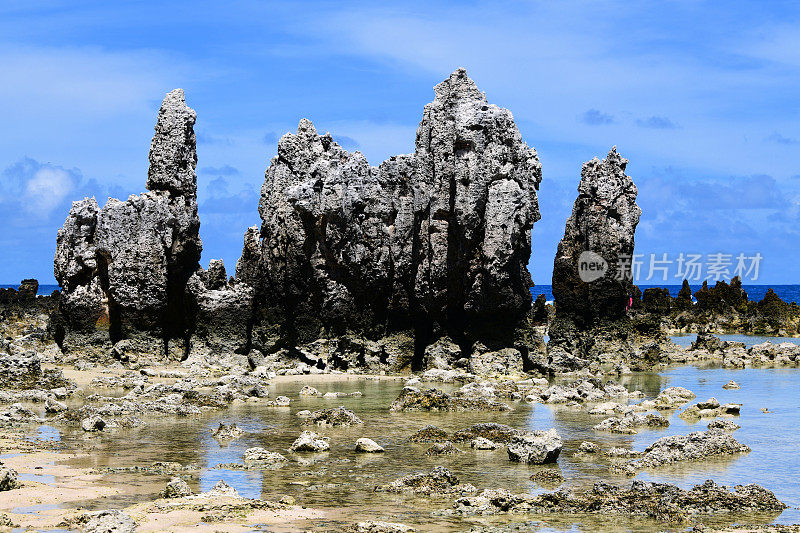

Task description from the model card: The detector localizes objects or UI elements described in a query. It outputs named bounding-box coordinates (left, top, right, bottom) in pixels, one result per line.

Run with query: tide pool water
left=26, top=359, right=800, bottom=532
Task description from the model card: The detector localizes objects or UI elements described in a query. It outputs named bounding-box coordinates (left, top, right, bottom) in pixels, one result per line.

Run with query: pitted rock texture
left=54, top=89, right=202, bottom=361
left=237, top=69, right=542, bottom=366
left=548, top=148, right=650, bottom=370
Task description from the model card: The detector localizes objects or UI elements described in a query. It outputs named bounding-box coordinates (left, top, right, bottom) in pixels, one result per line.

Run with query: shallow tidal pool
left=23, top=361, right=800, bottom=532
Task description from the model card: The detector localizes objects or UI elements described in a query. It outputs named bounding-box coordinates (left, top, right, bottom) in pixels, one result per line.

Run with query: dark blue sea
left=531, top=284, right=800, bottom=304
left=2, top=283, right=800, bottom=304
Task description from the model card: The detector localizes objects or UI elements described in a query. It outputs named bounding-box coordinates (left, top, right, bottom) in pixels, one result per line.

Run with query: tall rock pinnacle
left=54, top=89, right=202, bottom=362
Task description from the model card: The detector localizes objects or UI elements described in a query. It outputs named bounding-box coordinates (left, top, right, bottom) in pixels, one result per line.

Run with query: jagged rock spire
left=146, top=89, right=198, bottom=198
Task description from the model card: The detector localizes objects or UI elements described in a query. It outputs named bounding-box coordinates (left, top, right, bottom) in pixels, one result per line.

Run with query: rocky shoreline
left=1, top=70, right=799, bottom=532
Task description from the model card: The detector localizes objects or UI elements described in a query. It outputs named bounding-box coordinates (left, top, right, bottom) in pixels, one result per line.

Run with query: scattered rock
left=308, top=406, right=363, bottom=427
left=376, top=466, right=477, bottom=496
left=289, top=430, right=330, bottom=452
left=348, top=521, right=416, bottom=532
left=449, top=480, right=785, bottom=521
left=83, top=509, right=137, bottom=533
left=451, top=423, right=520, bottom=444
left=593, top=412, right=669, bottom=434
left=161, top=477, right=192, bottom=498
left=0, top=467, right=19, bottom=491
left=470, top=437, right=497, bottom=450
left=627, top=429, right=750, bottom=470
left=299, top=385, right=320, bottom=396
left=355, top=438, right=385, bottom=453
left=390, top=387, right=510, bottom=412
left=722, top=380, right=741, bottom=390
left=578, top=441, right=599, bottom=454
left=45, top=396, right=67, bottom=413
left=81, top=415, right=107, bottom=432
left=529, top=468, right=564, bottom=488
left=506, top=429, right=562, bottom=464
left=708, top=419, right=741, bottom=431
left=242, top=447, right=288, bottom=468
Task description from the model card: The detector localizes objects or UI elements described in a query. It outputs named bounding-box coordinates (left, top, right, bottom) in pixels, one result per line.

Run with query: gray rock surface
left=506, top=429, right=562, bottom=464
left=83, top=509, right=137, bottom=533
left=355, top=438, right=384, bottom=453
left=237, top=68, right=542, bottom=368
left=289, top=430, right=330, bottom=452
left=548, top=148, right=652, bottom=371
left=161, top=476, right=192, bottom=498
left=54, top=89, right=202, bottom=362
left=0, top=466, right=19, bottom=491
left=628, top=429, right=750, bottom=470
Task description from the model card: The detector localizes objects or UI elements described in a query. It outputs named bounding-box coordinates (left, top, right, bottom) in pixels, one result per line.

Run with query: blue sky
left=2, top=1, right=800, bottom=285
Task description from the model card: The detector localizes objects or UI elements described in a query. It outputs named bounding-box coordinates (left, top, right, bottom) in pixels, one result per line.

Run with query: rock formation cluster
left=236, top=68, right=542, bottom=368
left=53, top=70, right=544, bottom=370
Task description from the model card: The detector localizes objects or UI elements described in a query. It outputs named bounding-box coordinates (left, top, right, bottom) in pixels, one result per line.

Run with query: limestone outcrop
left=53, top=89, right=202, bottom=362
left=547, top=148, right=658, bottom=371
left=236, top=68, right=542, bottom=369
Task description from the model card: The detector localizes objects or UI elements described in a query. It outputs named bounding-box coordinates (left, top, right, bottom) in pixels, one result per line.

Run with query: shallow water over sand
left=26, top=362, right=800, bottom=532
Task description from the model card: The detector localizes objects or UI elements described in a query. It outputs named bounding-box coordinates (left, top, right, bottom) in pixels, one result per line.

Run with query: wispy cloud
left=579, top=109, right=615, bottom=126
left=636, top=116, right=679, bottom=129
left=766, top=132, right=798, bottom=145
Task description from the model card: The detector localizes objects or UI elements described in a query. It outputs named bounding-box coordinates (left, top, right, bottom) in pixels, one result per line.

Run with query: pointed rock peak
left=433, top=67, right=485, bottom=103
left=296, top=118, right=318, bottom=137
left=605, top=145, right=628, bottom=171
left=146, top=88, right=198, bottom=198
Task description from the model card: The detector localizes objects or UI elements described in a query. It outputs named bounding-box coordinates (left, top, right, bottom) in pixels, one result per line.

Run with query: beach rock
left=548, top=147, right=642, bottom=369
left=449, top=480, right=785, bottom=521
left=578, top=441, right=599, bottom=454
left=299, top=385, right=321, bottom=396
left=0, top=467, right=19, bottom=491
left=628, top=429, right=750, bottom=470
left=348, top=521, right=416, bottom=533
left=212, top=422, right=243, bottom=441
left=593, top=412, right=669, bottom=434
left=708, top=418, right=741, bottom=431
left=308, top=406, right=363, bottom=427
left=83, top=509, right=137, bottom=533
left=55, top=89, right=202, bottom=362
left=242, top=447, right=288, bottom=467
left=470, top=437, right=498, bottom=450
left=289, top=430, right=330, bottom=452
left=45, top=396, right=67, bottom=413
left=723, top=380, right=741, bottom=390
left=0, top=351, right=41, bottom=388
left=81, top=415, right=107, bottom=432
left=390, top=387, right=510, bottom=412
left=237, top=68, right=542, bottom=367
left=376, top=466, right=476, bottom=496
left=691, top=329, right=725, bottom=353
left=639, top=386, right=696, bottom=410
left=161, top=477, right=192, bottom=498
left=506, top=429, right=562, bottom=464
left=355, top=438, right=384, bottom=453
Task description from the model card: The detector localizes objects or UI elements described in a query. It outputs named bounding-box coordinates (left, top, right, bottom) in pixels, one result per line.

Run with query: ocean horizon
left=4, top=282, right=800, bottom=304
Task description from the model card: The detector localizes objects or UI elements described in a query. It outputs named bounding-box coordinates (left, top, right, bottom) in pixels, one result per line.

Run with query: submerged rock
left=81, top=415, right=106, bottom=432
left=506, top=429, right=562, bottom=464
left=592, top=412, right=669, bottom=434
left=212, top=422, right=243, bottom=441
left=348, top=521, right=416, bottom=533
left=408, top=425, right=450, bottom=443
left=470, top=437, right=498, bottom=450
left=376, top=466, right=476, bottom=496
left=451, top=423, right=521, bottom=444
left=390, top=387, right=510, bottom=412
left=425, top=442, right=463, bottom=456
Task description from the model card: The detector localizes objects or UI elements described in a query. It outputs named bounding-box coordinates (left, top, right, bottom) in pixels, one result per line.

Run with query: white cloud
left=23, top=167, right=76, bottom=215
